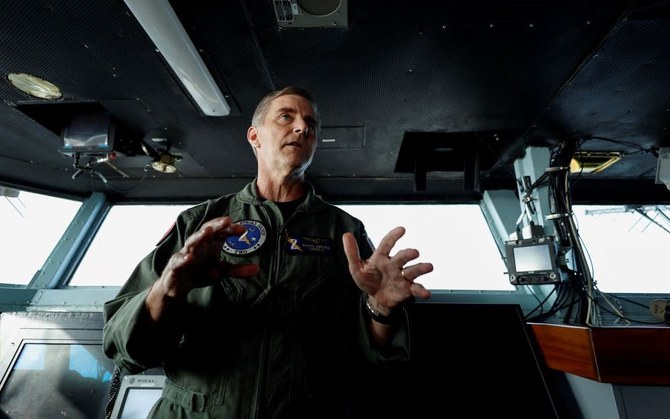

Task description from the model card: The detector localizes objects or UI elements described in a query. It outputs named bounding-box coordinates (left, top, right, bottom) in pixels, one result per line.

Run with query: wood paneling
left=530, top=323, right=670, bottom=385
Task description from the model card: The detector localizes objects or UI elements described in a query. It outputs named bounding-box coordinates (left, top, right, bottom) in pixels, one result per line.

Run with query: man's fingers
left=342, top=232, right=360, bottom=264
left=410, top=282, right=432, bottom=300
left=393, top=248, right=421, bottom=267
left=213, top=223, right=247, bottom=241
left=401, top=262, right=434, bottom=281
left=200, top=216, right=249, bottom=240
left=375, top=226, right=406, bottom=257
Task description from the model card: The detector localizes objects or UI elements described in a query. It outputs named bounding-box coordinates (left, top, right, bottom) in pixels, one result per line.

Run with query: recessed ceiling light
left=7, top=72, right=62, bottom=100
left=570, top=151, right=623, bottom=174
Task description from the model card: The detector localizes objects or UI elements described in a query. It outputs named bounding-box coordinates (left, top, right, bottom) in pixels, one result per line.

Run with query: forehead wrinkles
left=270, top=107, right=317, bottom=128
left=274, top=106, right=298, bottom=117
left=268, top=96, right=317, bottom=123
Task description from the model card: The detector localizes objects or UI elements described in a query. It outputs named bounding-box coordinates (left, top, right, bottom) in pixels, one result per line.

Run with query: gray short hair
left=251, top=86, right=321, bottom=133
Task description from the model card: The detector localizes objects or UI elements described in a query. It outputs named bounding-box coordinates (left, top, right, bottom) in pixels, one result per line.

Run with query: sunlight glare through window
left=68, top=205, right=191, bottom=286
left=4, top=188, right=670, bottom=295
left=0, top=189, right=80, bottom=285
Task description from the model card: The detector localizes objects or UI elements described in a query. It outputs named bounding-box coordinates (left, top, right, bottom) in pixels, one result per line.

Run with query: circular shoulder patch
left=222, top=220, right=267, bottom=255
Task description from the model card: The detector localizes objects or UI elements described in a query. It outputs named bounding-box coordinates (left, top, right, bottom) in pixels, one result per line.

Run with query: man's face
left=248, top=94, right=318, bottom=177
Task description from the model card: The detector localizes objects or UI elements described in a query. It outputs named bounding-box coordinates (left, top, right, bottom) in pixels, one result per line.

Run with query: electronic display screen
left=0, top=342, right=115, bottom=419
left=513, top=243, right=553, bottom=272
left=61, top=113, right=114, bottom=153
left=117, top=388, right=162, bottom=419
left=110, top=375, right=165, bottom=419
left=504, top=236, right=562, bottom=285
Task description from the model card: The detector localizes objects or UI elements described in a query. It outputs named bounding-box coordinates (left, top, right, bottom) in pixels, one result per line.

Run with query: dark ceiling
left=1, top=0, right=669, bottom=204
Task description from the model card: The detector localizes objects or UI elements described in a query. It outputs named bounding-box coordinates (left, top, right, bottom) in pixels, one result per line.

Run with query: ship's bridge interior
left=2, top=1, right=670, bottom=418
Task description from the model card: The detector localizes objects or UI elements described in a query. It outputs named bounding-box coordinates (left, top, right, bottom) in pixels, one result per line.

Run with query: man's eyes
left=277, top=114, right=316, bottom=130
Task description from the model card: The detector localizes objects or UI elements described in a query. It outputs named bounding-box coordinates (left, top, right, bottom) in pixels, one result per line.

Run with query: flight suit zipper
left=251, top=202, right=284, bottom=419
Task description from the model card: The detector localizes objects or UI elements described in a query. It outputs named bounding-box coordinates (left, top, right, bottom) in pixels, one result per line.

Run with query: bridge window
left=69, top=204, right=191, bottom=286
left=339, top=204, right=512, bottom=291
left=572, top=205, right=670, bottom=293
left=2, top=188, right=670, bottom=296
left=0, top=188, right=80, bottom=285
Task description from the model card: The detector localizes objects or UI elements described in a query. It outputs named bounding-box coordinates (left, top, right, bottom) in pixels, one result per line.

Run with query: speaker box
left=273, top=0, right=347, bottom=28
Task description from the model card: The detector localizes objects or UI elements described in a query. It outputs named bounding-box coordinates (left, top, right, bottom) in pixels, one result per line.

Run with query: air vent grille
left=274, top=1, right=295, bottom=23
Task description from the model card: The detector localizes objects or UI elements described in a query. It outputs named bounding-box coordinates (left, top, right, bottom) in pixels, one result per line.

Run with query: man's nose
left=294, top=123, right=310, bottom=136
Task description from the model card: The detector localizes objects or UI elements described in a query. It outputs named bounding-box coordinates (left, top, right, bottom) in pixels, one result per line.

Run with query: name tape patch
left=285, top=233, right=333, bottom=255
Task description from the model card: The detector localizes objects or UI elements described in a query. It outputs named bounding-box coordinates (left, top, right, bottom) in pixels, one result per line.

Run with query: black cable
left=102, top=164, right=151, bottom=194
left=586, top=289, right=666, bottom=326
left=524, top=285, right=557, bottom=321
left=104, top=366, right=122, bottom=419
left=545, top=139, right=597, bottom=325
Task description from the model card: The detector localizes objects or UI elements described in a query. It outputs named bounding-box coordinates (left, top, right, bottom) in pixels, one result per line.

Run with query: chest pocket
left=218, top=246, right=270, bottom=305
left=283, top=232, right=343, bottom=302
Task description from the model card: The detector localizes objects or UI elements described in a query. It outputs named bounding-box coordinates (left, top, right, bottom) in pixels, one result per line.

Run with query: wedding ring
left=401, top=268, right=410, bottom=282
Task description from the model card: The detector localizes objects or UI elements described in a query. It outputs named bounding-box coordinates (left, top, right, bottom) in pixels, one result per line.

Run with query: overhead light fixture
left=570, top=151, right=622, bottom=174
left=124, top=0, right=231, bottom=117
left=6, top=73, right=62, bottom=100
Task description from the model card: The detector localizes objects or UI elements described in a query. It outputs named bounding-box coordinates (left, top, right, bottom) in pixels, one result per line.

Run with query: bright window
left=72, top=202, right=513, bottom=290
left=572, top=205, right=670, bottom=293
left=4, top=188, right=669, bottom=295
left=68, top=204, right=191, bottom=286
left=0, top=188, right=81, bottom=285
left=339, top=204, right=513, bottom=291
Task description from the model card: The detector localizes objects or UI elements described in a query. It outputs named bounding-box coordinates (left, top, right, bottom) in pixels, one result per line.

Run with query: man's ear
left=247, top=126, right=260, bottom=149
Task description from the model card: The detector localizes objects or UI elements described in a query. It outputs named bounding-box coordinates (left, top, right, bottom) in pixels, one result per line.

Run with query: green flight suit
left=103, top=179, right=410, bottom=418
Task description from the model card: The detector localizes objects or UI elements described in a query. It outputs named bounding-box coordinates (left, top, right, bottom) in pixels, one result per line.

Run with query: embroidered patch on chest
left=285, top=233, right=334, bottom=255
left=222, top=220, right=267, bottom=255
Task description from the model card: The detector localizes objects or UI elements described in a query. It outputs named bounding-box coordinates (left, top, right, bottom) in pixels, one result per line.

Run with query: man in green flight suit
left=103, top=86, right=434, bottom=418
